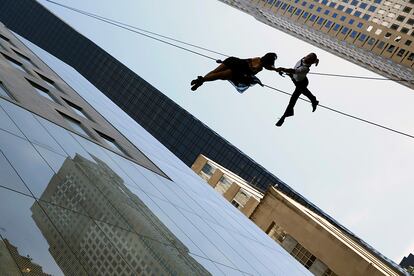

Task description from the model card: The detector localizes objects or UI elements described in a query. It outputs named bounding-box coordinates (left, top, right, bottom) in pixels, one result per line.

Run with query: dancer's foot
left=275, top=117, right=285, bottom=127
left=312, top=100, right=319, bottom=112
left=190, top=76, right=204, bottom=91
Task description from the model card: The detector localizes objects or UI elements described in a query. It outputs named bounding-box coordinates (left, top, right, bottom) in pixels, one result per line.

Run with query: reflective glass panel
left=0, top=82, right=11, bottom=99
left=0, top=187, right=87, bottom=275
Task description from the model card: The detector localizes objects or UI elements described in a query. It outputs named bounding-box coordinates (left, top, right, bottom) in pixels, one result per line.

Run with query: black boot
left=191, top=76, right=204, bottom=91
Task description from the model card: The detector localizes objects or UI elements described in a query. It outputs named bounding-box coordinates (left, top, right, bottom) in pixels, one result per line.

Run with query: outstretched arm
left=275, top=67, right=296, bottom=74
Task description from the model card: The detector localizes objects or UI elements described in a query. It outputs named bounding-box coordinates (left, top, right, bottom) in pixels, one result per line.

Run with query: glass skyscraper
left=0, top=21, right=311, bottom=275
left=219, top=0, right=414, bottom=89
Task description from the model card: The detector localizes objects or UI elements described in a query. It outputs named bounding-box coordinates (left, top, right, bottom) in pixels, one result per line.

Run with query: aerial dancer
left=191, top=53, right=278, bottom=93
left=275, top=53, right=319, bottom=127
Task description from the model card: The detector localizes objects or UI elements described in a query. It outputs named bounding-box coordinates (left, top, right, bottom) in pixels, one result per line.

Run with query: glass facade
left=0, top=30, right=311, bottom=274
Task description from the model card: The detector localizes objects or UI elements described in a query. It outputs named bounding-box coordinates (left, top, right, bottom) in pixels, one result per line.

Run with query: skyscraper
left=401, top=254, right=414, bottom=271
left=218, top=0, right=414, bottom=89
left=0, top=19, right=311, bottom=274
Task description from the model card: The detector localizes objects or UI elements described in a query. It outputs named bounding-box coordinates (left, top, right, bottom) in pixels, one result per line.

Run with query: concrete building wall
left=250, top=187, right=400, bottom=276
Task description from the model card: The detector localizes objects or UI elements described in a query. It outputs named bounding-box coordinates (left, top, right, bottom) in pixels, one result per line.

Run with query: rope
left=308, top=72, right=412, bottom=83
left=263, top=85, right=414, bottom=139
left=44, top=0, right=414, bottom=84
left=43, top=0, right=414, bottom=140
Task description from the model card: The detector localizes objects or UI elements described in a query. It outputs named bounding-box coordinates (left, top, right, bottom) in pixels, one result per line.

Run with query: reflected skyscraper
left=0, top=239, right=50, bottom=276
left=31, top=154, right=210, bottom=275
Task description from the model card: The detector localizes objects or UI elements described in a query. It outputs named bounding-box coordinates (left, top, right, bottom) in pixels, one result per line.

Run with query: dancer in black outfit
left=275, top=53, right=319, bottom=127
left=191, top=53, right=277, bottom=93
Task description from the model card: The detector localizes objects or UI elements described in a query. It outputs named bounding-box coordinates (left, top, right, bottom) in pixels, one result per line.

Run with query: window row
left=0, top=31, right=130, bottom=158
left=271, top=4, right=414, bottom=64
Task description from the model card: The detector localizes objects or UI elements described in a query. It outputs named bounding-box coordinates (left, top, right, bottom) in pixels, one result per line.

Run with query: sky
left=38, top=0, right=414, bottom=262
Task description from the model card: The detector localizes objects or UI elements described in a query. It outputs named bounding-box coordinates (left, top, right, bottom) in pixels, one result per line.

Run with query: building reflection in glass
left=27, top=154, right=210, bottom=275
left=0, top=238, right=51, bottom=275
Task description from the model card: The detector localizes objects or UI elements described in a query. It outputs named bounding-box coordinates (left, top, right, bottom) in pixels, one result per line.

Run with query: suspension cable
left=43, top=0, right=414, bottom=140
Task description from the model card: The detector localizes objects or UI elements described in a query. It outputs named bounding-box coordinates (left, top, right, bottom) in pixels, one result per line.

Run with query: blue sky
left=39, top=0, right=414, bottom=262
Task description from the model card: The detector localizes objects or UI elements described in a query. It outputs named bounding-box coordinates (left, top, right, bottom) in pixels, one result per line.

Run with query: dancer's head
left=304, top=53, right=319, bottom=66
left=261, top=52, right=277, bottom=69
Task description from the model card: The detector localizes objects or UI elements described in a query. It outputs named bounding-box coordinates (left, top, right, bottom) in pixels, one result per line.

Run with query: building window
left=358, top=34, right=367, bottom=41
left=37, top=72, right=61, bottom=91
left=397, top=49, right=405, bottom=57
left=323, top=268, right=338, bottom=276
left=350, top=31, right=359, bottom=38
left=0, top=81, right=13, bottom=99
left=27, top=79, right=58, bottom=103
left=317, top=18, right=325, bottom=25
left=2, top=53, right=29, bottom=74
left=359, top=2, right=367, bottom=9
left=96, top=131, right=128, bottom=156
left=341, top=27, right=349, bottom=34
left=401, top=28, right=409, bottom=34
left=291, top=243, right=317, bottom=269
left=231, top=200, right=240, bottom=208
left=405, top=40, right=412, bottom=47
left=386, top=45, right=396, bottom=53
left=325, top=21, right=332, bottom=28
left=397, top=15, right=406, bottom=22
left=368, top=5, right=376, bottom=12
left=215, top=175, right=232, bottom=195
left=267, top=222, right=287, bottom=243
left=232, top=189, right=250, bottom=210
left=367, top=38, right=376, bottom=45
left=407, top=19, right=414, bottom=25
left=12, top=49, right=37, bottom=68
left=64, top=99, right=91, bottom=120
left=403, top=7, right=412, bottom=13
left=407, top=53, right=414, bottom=61
left=59, top=112, right=90, bottom=138
left=0, top=33, right=11, bottom=43
left=377, top=41, right=385, bottom=49
left=201, top=163, right=215, bottom=176
left=390, top=24, right=399, bottom=30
